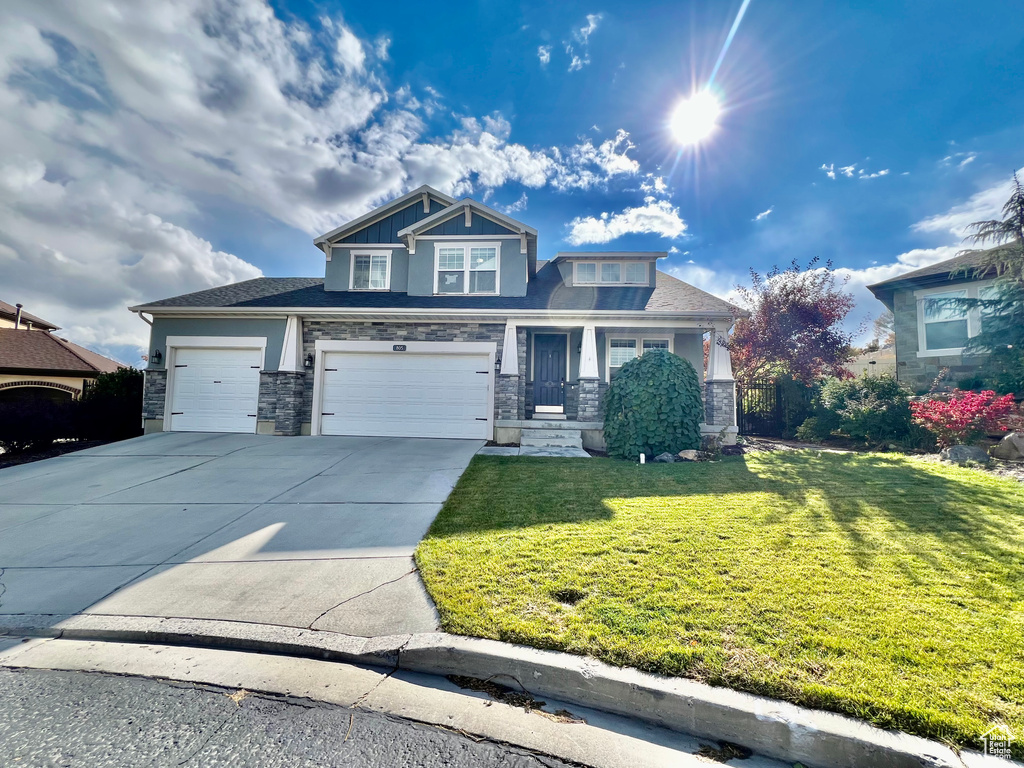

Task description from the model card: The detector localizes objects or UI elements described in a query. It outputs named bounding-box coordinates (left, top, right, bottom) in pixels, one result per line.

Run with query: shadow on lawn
left=748, top=452, right=1023, bottom=575
left=431, top=453, right=1023, bottom=580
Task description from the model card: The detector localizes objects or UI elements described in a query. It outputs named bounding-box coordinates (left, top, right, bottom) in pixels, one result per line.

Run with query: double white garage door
left=167, top=343, right=492, bottom=439
left=318, top=349, right=492, bottom=440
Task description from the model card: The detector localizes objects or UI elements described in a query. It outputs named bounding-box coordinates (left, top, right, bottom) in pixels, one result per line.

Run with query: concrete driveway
left=0, top=432, right=482, bottom=637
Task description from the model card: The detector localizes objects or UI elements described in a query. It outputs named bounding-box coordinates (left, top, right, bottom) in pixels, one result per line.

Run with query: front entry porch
left=493, top=320, right=739, bottom=448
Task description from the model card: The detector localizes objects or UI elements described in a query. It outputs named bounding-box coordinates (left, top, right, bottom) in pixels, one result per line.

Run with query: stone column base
left=496, top=374, right=520, bottom=421
left=577, top=378, right=602, bottom=422
left=258, top=371, right=308, bottom=436
left=704, top=379, right=736, bottom=428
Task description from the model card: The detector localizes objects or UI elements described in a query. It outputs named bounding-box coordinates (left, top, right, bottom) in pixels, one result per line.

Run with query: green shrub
left=798, top=374, right=913, bottom=445
left=603, top=349, right=703, bottom=460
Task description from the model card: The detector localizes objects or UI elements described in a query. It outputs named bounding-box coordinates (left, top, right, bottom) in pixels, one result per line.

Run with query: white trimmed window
left=607, top=336, right=672, bottom=380
left=350, top=251, right=391, bottom=290
left=915, top=281, right=997, bottom=355
left=573, top=261, right=650, bottom=286
left=434, top=243, right=499, bottom=294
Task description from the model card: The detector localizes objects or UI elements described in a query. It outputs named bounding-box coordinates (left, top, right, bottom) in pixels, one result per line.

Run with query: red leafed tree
left=729, top=258, right=858, bottom=384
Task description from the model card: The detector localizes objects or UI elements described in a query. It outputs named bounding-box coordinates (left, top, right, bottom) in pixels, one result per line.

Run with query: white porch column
left=500, top=321, right=519, bottom=375
left=579, top=324, right=599, bottom=379
left=278, top=315, right=303, bottom=372
left=706, top=324, right=734, bottom=382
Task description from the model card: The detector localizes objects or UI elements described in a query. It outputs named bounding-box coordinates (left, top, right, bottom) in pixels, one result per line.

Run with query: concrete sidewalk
left=0, top=432, right=481, bottom=636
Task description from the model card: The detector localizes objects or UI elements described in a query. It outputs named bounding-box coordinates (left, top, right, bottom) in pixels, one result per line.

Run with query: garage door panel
left=320, top=350, right=490, bottom=439
left=169, top=347, right=262, bottom=433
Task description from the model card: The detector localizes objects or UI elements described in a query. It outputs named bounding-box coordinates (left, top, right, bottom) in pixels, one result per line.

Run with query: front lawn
left=415, top=452, right=1024, bottom=756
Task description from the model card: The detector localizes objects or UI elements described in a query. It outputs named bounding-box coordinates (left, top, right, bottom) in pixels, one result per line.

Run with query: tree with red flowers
left=910, top=390, right=1016, bottom=448
left=729, top=258, right=858, bottom=384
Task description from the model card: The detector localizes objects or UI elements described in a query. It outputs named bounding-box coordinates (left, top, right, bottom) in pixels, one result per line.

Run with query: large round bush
left=602, top=349, right=703, bottom=460
left=797, top=374, right=913, bottom=444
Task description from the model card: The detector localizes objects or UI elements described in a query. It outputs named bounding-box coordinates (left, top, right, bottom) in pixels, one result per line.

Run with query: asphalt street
left=0, top=667, right=572, bottom=767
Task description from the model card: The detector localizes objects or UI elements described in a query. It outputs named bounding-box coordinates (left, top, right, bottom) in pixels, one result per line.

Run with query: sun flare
left=670, top=91, right=721, bottom=146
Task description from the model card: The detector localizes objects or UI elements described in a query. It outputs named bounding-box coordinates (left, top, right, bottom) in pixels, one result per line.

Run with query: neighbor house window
left=916, top=281, right=998, bottom=355
left=435, top=243, right=499, bottom=294
left=350, top=251, right=391, bottom=290
left=573, top=261, right=650, bottom=286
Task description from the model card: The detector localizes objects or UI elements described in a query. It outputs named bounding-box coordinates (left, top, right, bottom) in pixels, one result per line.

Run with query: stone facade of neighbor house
left=868, top=250, right=999, bottom=393
left=132, top=185, right=744, bottom=443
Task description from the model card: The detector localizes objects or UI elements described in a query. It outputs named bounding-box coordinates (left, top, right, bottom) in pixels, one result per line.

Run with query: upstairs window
left=435, top=243, right=499, bottom=294
left=573, top=261, right=650, bottom=286
left=350, top=251, right=391, bottom=290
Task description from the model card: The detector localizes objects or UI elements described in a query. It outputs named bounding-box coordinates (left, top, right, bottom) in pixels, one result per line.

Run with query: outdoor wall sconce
left=150, top=349, right=162, bottom=366
left=304, top=352, right=314, bottom=369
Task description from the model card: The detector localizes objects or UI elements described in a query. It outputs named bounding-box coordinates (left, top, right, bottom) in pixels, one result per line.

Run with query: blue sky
left=1, top=0, right=1021, bottom=364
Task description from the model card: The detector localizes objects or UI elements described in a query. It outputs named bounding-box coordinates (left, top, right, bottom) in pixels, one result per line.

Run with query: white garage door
left=319, top=350, right=491, bottom=439
left=168, top=347, right=262, bottom=433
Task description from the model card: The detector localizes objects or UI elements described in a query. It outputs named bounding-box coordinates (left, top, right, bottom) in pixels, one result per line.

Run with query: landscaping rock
left=653, top=452, right=676, bottom=463
left=990, top=432, right=1024, bottom=462
left=940, top=444, right=990, bottom=465
left=677, top=449, right=701, bottom=461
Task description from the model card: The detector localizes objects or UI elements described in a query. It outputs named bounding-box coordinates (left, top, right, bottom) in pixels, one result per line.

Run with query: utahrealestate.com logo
left=982, top=725, right=1015, bottom=758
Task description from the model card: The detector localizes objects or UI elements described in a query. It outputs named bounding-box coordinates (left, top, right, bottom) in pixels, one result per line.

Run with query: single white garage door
left=319, top=350, right=491, bottom=439
left=168, top=347, right=262, bottom=433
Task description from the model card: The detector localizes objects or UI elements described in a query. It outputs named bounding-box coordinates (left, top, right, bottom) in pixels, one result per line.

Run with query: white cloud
left=821, top=162, right=889, bottom=180
left=497, top=192, right=528, bottom=214
left=566, top=199, right=687, bottom=245
left=753, top=206, right=773, bottom=221
left=666, top=264, right=740, bottom=303
left=564, top=13, right=602, bottom=72
left=537, top=45, right=551, bottom=66
left=912, top=177, right=1013, bottom=238
left=940, top=151, right=977, bottom=169
left=0, top=0, right=645, bottom=355
left=640, top=175, right=668, bottom=194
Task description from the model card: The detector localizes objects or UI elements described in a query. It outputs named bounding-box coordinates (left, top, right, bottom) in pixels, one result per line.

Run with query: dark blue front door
left=534, top=334, right=566, bottom=408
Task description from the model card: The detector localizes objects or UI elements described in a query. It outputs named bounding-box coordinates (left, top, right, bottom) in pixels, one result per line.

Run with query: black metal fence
left=736, top=378, right=815, bottom=438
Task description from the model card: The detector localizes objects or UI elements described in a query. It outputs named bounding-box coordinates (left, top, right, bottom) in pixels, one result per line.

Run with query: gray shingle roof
left=135, top=267, right=741, bottom=316
left=866, top=250, right=992, bottom=291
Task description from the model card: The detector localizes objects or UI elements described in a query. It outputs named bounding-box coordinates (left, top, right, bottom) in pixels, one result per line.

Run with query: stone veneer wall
left=893, top=288, right=981, bottom=393
left=258, top=371, right=307, bottom=435
left=705, top=380, right=736, bottom=427
left=577, top=378, right=601, bottom=421
left=142, top=369, right=167, bottom=421
left=301, top=321, right=511, bottom=427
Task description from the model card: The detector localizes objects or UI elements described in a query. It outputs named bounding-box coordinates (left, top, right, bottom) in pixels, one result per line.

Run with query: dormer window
left=350, top=251, right=391, bottom=290
left=435, top=242, right=500, bottom=295
left=573, top=261, right=648, bottom=286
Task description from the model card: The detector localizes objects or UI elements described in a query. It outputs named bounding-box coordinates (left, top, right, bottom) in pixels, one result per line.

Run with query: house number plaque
left=393, top=344, right=407, bottom=351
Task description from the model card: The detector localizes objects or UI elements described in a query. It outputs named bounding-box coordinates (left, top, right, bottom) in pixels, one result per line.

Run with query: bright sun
left=670, top=90, right=721, bottom=146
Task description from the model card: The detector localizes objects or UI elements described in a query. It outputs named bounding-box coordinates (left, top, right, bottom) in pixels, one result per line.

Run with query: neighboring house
left=130, top=186, right=742, bottom=447
left=844, top=347, right=897, bottom=378
left=0, top=302, right=124, bottom=402
left=867, top=250, right=998, bottom=392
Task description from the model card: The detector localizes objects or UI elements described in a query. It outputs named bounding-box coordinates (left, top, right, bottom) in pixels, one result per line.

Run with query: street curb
left=0, top=615, right=1002, bottom=768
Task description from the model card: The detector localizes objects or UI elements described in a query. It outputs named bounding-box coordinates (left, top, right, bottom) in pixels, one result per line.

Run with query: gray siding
left=325, top=246, right=411, bottom=292
left=147, top=317, right=288, bottom=372
left=338, top=199, right=447, bottom=244
left=408, top=238, right=528, bottom=297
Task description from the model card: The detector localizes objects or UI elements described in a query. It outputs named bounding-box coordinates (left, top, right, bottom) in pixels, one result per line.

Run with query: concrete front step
left=521, top=434, right=584, bottom=449
left=521, top=429, right=583, bottom=440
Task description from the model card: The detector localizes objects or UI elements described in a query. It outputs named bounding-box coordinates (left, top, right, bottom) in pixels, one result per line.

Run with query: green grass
left=415, top=452, right=1024, bottom=756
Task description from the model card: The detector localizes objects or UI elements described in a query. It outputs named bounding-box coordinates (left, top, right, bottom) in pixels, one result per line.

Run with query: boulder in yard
left=940, top=444, right=990, bottom=465
left=653, top=452, right=676, bottom=463
left=989, top=432, right=1024, bottom=462
left=677, top=449, right=701, bottom=461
